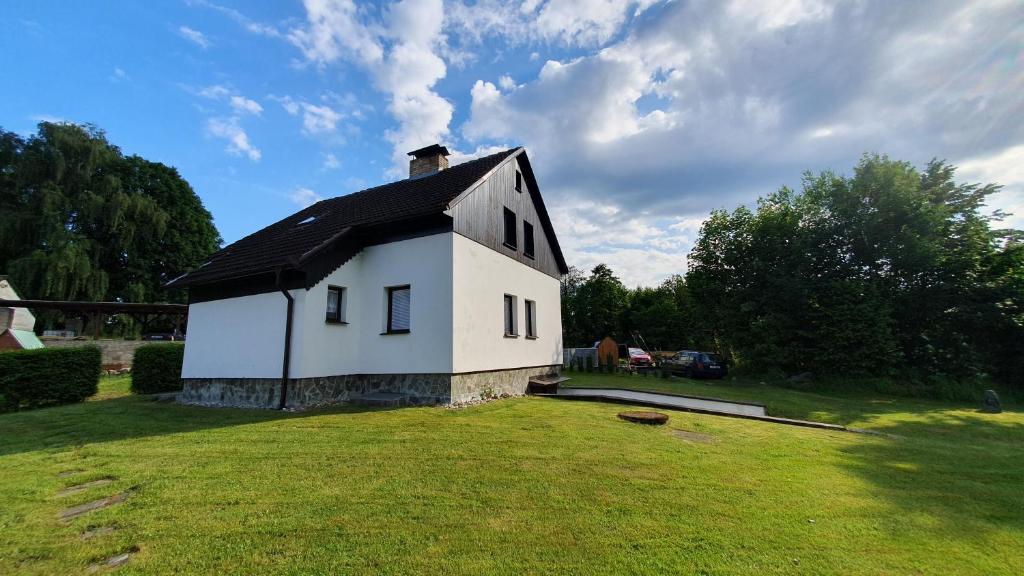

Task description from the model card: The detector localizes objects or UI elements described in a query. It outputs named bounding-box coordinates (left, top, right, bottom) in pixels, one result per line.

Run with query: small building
left=596, top=336, right=619, bottom=367
left=168, top=145, right=568, bottom=408
left=0, top=276, right=43, bottom=351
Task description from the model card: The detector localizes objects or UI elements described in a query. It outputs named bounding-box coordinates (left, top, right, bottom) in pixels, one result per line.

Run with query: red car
left=619, top=346, right=653, bottom=367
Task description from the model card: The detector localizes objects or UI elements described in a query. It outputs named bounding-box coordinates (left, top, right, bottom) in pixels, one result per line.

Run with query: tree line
left=562, top=155, right=1023, bottom=395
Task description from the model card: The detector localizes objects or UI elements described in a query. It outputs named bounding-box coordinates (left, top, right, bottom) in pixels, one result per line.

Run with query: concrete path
left=547, top=387, right=846, bottom=431
left=557, top=387, right=767, bottom=416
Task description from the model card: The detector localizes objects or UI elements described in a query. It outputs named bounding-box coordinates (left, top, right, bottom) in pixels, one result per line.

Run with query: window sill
left=502, top=242, right=518, bottom=251
left=381, top=329, right=410, bottom=335
left=503, top=333, right=519, bottom=338
left=525, top=335, right=538, bottom=340
left=325, top=319, right=349, bottom=325
left=524, top=253, right=535, bottom=260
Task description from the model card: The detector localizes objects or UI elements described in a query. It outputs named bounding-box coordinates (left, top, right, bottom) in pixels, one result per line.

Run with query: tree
left=687, top=153, right=1022, bottom=391
left=0, top=122, right=221, bottom=307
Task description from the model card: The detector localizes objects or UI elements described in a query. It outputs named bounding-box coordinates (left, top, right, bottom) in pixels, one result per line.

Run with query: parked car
left=662, top=350, right=727, bottom=379
left=617, top=344, right=654, bottom=368
left=141, top=333, right=184, bottom=341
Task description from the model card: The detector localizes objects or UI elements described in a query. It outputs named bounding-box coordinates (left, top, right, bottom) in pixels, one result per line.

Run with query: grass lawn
left=1, top=374, right=1021, bottom=574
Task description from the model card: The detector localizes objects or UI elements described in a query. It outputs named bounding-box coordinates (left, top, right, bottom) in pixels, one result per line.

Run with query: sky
left=3, top=0, right=1023, bottom=287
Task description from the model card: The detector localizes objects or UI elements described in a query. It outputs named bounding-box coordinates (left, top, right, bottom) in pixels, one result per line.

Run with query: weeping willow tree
left=0, top=122, right=221, bottom=306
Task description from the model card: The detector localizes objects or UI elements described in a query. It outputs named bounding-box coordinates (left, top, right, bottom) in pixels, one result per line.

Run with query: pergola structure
left=0, top=299, right=188, bottom=339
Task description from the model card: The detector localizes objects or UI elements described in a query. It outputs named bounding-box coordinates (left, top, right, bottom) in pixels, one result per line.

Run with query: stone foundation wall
left=450, top=365, right=561, bottom=404
left=180, top=365, right=561, bottom=409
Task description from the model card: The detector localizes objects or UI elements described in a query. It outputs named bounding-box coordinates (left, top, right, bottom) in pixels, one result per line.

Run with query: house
left=168, top=145, right=568, bottom=408
left=0, top=276, right=43, bottom=351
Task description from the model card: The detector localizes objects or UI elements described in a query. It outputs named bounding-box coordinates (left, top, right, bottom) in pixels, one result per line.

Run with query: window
left=326, top=286, right=346, bottom=323
left=525, top=299, right=537, bottom=338
left=503, top=294, right=518, bottom=336
left=515, top=170, right=522, bottom=192
left=503, top=207, right=517, bottom=249
left=523, top=221, right=535, bottom=259
left=386, top=285, right=411, bottom=334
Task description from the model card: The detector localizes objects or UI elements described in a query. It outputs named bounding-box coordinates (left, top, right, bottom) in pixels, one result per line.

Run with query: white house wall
left=452, top=233, right=562, bottom=373
left=181, top=291, right=286, bottom=378
left=289, top=232, right=454, bottom=377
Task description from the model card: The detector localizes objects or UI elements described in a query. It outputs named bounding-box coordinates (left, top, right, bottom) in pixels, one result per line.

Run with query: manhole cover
left=618, top=411, right=669, bottom=425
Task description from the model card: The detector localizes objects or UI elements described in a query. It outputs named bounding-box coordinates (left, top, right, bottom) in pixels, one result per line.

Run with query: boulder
left=981, top=389, right=1002, bottom=414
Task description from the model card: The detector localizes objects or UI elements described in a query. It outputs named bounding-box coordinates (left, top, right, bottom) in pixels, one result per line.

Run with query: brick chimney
left=408, top=144, right=450, bottom=179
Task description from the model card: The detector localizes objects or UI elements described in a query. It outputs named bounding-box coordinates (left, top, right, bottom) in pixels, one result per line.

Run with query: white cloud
left=206, top=117, right=261, bottom=161
left=498, top=75, right=516, bottom=90
left=288, top=0, right=383, bottom=66
left=300, top=103, right=343, bottom=135
left=177, top=25, right=211, bottom=49
left=459, top=0, right=1024, bottom=285
left=110, top=67, right=128, bottom=82
left=726, top=0, right=833, bottom=31
left=323, top=152, right=341, bottom=170
left=270, top=95, right=301, bottom=115
left=289, top=187, right=323, bottom=207
left=957, top=145, right=1024, bottom=229
left=188, top=0, right=282, bottom=38
left=198, top=85, right=231, bottom=99
left=290, top=0, right=453, bottom=174
left=230, top=95, right=263, bottom=115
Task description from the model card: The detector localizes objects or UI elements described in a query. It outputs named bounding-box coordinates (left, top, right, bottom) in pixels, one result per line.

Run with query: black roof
left=169, top=147, right=562, bottom=290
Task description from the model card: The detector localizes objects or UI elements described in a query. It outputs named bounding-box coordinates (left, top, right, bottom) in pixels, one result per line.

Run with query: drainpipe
left=276, top=269, right=295, bottom=410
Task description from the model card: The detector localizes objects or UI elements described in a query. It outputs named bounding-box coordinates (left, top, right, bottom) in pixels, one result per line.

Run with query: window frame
left=523, top=221, right=535, bottom=259
left=525, top=299, right=537, bottom=338
left=384, top=284, right=411, bottom=334
left=515, top=170, right=522, bottom=192
left=325, top=285, right=347, bottom=324
left=502, top=207, right=518, bottom=250
left=503, top=293, right=518, bottom=337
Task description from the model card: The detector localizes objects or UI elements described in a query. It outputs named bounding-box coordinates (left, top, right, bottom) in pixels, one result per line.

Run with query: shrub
left=0, top=346, right=101, bottom=412
left=132, top=343, right=185, bottom=394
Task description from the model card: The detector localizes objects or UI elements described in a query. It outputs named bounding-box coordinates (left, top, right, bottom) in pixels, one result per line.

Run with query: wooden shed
left=595, top=336, right=619, bottom=368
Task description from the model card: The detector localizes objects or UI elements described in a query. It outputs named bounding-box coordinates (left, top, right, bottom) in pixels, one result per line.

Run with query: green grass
left=1, top=374, right=1022, bottom=575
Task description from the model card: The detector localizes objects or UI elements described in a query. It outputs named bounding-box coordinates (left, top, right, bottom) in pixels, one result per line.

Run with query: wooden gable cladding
left=447, top=152, right=566, bottom=279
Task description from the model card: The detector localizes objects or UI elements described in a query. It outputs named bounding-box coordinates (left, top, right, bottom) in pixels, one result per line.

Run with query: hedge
left=0, top=346, right=101, bottom=412
left=131, top=343, right=185, bottom=394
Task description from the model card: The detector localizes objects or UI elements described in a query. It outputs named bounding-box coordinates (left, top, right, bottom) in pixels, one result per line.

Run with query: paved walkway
left=547, top=387, right=846, bottom=431
left=557, top=387, right=767, bottom=416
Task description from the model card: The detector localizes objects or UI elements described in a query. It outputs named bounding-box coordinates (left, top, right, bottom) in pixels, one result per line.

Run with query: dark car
left=662, top=350, right=727, bottom=379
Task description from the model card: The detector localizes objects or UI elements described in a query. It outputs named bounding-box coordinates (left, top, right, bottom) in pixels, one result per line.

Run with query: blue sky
left=4, top=0, right=1022, bottom=286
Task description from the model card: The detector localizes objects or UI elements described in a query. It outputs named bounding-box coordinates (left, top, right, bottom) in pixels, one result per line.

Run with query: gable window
left=326, top=286, right=347, bottom=323
left=525, top=299, right=537, bottom=338
left=515, top=170, right=522, bottom=192
left=503, top=294, right=518, bottom=337
left=386, top=285, right=411, bottom=334
left=503, top=207, right=517, bottom=250
left=523, top=221, right=535, bottom=259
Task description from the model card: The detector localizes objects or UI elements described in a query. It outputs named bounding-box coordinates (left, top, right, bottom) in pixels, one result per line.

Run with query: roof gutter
left=275, top=267, right=295, bottom=410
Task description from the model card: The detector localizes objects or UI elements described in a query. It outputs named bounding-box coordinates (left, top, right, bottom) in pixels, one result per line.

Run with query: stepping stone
left=57, top=478, right=114, bottom=497
left=81, top=525, right=118, bottom=540
left=59, top=492, right=130, bottom=522
left=58, top=469, right=85, bottom=478
left=87, top=547, right=137, bottom=573
left=618, top=411, right=669, bottom=425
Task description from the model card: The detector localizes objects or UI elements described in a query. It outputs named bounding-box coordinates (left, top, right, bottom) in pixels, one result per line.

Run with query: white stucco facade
left=181, top=231, right=562, bottom=380
left=181, top=291, right=286, bottom=378
left=451, top=233, right=562, bottom=373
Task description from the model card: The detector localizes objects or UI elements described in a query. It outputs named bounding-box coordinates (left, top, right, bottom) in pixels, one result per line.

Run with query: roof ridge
left=316, top=147, right=518, bottom=207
